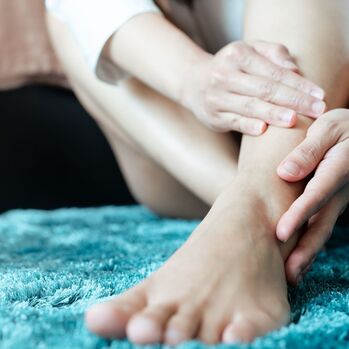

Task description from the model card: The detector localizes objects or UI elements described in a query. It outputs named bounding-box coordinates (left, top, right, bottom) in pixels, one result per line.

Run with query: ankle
left=225, top=174, right=303, bottom=260
left=222, top=174, right=300, bottom=229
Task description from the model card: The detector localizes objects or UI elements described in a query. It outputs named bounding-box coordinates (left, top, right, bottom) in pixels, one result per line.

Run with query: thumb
left=277, top=125, right=336, bottom=182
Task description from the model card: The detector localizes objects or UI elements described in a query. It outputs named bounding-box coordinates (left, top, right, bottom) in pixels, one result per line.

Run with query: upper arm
left=45, top=0, right=161, bottom=84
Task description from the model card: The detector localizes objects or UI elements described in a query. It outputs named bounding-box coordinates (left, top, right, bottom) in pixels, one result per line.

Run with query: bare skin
left=86, top=176, right=295, bottom=344
left=47, top=0, right=349, bottom=344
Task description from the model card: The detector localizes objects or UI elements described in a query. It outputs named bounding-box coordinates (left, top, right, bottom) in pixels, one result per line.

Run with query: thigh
left=69, top=70, right=210, bottom=219
left=48, top=14, right=240, bottom=208
left=70, top=73, right=213, bottom=219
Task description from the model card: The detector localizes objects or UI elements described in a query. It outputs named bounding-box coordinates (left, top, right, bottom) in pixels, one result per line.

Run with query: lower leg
left=238, top=0, right=349, bottom=258
left=218, top=0, right=349, bottom=341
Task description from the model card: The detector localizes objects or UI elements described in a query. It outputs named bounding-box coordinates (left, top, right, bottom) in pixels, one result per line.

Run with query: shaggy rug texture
left=0, top=205, right=349, bottom=349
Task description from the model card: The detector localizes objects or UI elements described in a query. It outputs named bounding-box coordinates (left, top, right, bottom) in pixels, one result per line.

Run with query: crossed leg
left=47, top=0, right=349, bottom=345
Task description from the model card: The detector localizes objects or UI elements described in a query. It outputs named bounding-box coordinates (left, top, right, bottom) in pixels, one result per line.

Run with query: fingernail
left=283, top=60, right=298, bottom=69
left=311, top=100, right=326, bottom=115
left=281, top=161, right=300, bottom=176
left=310, top=88, right=325, bottom=100
left=254, top=121, right=266, bottom=134
left=280, top=110, right=295, bottom=124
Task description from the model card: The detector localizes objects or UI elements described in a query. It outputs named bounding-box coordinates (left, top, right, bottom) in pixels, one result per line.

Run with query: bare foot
left=85, top=184, right=290, bottom=345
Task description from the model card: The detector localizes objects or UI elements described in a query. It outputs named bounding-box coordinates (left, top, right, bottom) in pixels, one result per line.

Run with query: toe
left=222, top=319, right=255, bottom=344
left=85, top=285, right=146, bottom=338
left=222, top=312, right=285, bottom=344
left=164, top=305, right=201, bottom=345
left=127, top=304, right=176, bottom=344
left=198, top=310, right=227, bottom=344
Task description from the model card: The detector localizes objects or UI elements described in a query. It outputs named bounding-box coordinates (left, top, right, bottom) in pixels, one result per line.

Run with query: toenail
left=222, top=329, right=238, bottom=344
left=128, top=316, right=162, bottom=343
left=165, top=329, right=184, bottom=345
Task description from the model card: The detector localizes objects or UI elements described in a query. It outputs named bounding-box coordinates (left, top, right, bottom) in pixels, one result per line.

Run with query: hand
left=181, top=40, right=326, bottom=135
left=276, top=108, right=349, bottom=285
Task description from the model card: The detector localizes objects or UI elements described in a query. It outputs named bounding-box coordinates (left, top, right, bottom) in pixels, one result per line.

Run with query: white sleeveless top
left=46, top=0, right=244, bottom=84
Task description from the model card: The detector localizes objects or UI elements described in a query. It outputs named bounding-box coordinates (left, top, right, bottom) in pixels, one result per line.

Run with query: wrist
left=177, top=50, right=212, bottom=112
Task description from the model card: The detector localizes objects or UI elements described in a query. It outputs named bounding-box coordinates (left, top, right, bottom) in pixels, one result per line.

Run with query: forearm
left=103, top=13, right=210, bottom=105
left=237, top=0, right=349, bottom=254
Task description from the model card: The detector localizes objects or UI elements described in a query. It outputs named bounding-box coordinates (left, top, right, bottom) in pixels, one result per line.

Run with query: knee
left=128, top=185, right=186, bottom=218
left=126, top=178, right=208, bottom=220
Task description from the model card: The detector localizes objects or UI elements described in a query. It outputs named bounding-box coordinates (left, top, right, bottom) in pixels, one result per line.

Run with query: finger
left=251, top=41, right=298, bottom=70
left=277, top=118, right=346, bottom=182
left=215, top=112, right=267, bottom=135
left=236, top=48, right=325, bottom=100
left=227, top=72, right=326, bottom=118
left=276, top=160, right=347, bottom=242
left=285, top=200, right=342, bottom=286
left=277, top=129, right=336, bottom=182
left=217, top=93, right=296, bottom=127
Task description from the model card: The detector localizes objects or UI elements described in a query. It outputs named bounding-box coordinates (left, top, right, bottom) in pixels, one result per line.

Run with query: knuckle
left=208, top=118, right=224, bottom=132
left=290, top=92, right=306, bottom=109
left=307, top=118, right=327, bottom=138
left=243, top=97, right=257, bottom=116
left=322, top=117, right=341, bottom=137
left=295, top=80, right=308, bottom=93
left=239, top=52, right=252, bottom=69
left=298, top=143, right=319, bottom=164
left=269, top=107, right=282, bottom=122
left=230, top=41, right=246, bottom=52
left=296, top=142, right=320, bottom=168
left=271, top=68, right=285, bottom=82
left=230, top=115, right=242, bottom=132
left=228, top=42, right=251, bottom=67
left=260, top=80, right=277, bottom=101
left=274, top=43, right=289, bottom=55
left=209, top=70, right=224, bottom=88
left=310, top=116, right=343, bottom=144
left=225, top=42, right=241, bottom=58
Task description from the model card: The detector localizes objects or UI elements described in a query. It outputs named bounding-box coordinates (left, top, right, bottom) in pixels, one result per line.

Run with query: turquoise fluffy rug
left=0, top=205, right=349, bottom=349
